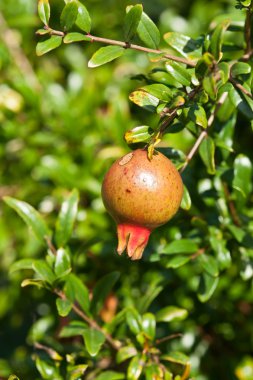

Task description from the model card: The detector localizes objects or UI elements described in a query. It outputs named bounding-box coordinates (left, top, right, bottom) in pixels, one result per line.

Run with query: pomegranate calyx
left=117, top=223, right=151, bottom=260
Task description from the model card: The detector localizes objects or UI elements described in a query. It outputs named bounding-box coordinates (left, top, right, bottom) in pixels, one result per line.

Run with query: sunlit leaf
left=56, top=297, right=72, bottom=317
left=156, top=306, right=188, bottom=322
left=63, top=32, right=91, bottom=43
left=38, top=0, right=50, bottom=25
left=199, top=136, right=216, bottom=174
left=36, top=36, right=62, bottom=56
left=233, top=154, right=252, bottom=198
left=75, top=1, right=91, bottom=32
left=55, top=189, right=79, bottom=247
left=164, top=32, right=203, bottom=60
left=88, top=46, right=125, bottom=68
left=60, top=1, right=78, bottom=31
left=137, top=11, right=160, bottom=49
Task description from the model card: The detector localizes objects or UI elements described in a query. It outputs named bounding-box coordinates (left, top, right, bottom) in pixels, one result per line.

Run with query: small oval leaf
left=88, top=46, right=125, bottom=68
left=36, top=36, right=62, bottom=56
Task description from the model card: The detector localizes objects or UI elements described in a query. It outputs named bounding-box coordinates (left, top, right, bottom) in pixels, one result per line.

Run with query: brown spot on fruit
left=101, top=149, right=184, bottom=260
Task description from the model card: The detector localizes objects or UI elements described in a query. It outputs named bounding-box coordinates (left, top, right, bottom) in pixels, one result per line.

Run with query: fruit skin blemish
left=102, top=149, right=183, bottom=260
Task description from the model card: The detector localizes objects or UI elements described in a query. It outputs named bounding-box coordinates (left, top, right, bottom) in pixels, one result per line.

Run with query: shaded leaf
left=64, top=274, right=90, bottom=314
left=59, top=321, right=87, bottom=338
left=56, top=298, right=72, bottom=317
left=38, top=0, right=50, bottom=25
left=137, top=11, right=160, bottom=49
left=160, top=239, right=198, bottom=255
left=55, top=189, right=79, bottom=247
left=10, top=258, right=34, bottom=274
left=88, top=46, right=125, bottom=68
left=229, top=86, right=253, bottom=119
left=199, top=136, right=216, bottom=174
left=198, top=272, right=219, bottom=302
left=188, top=104, right=207, bottom=129
left=76, top=1, right=91, bottom=32
left=3, top=197, right=50, bottom=243
left=33, top=260, right=56, bottom=284
left=198, top=254, right=219, bottom=277
left=36, top=36, right=62, bottom=56
left=83, top=328, right=105, bottom=356
left=231, top=62, right=251, bottom=77
left=156, top=306, right=188, bottom=322
left=126, top=308, right=142, bottom=334
left=60, top=1, right=78, bottom=31
left=209, top=19, right=230, bottom=61
left=90, top=271, right=120, bottom=314
left=165, top=255, right=191, bottom=269
left=124, top=4, right=143, bottom=42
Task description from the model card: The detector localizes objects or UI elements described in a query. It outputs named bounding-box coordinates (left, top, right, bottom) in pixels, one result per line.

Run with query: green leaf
left=56, top=298, right=72, bottom=317
left=104, top=308, right=128, bottom=334
left=198, top=254, right=219, bottom=277
left=124, top=4, right=143, bottom=42
left=88, top=46, right=125, bottom=68
left=126, top=308, right=142, bottom=334
left=67, top=364, right=88, bottom=380
left=142, top=313, right=156, bottom=340
left=188, top=104, right=207, bottom=129
left=229, top=86, right=253, bottom=119
left=60, top=1, right=78, bottom=31
left=90, top=271, right=120, bottom=314
left=38, top=0, right=50, bottom=26
left=8, top=376, right=20, bottom=380
left=21, top=279, right=44, bottom=288
left=36, top=36, right=62, bottom=56
left=231, top=62, right=251, bottom=77
left=209, top=232, right=231, bottom=270
left=33, top=260, right=56, bottom=284
left=162, top=351, right=190, bottom=365
left=124, top=125, right=154, bottom=144
left=55, top=189, right=79, bottom=247
left=35, top=357, right=62, bottom=380
left=63, top=32, right=91, bottom=44
left=180, top=185, right=192, bottom=210
left=127, top=355, right=145, bottom=380
left=199, top=136, right=216, bottom=174
left=137, top=11, right=160, bottom=49
left=3, top=197, right=50, bottom=244
left=142, top=84, right=172, bottom=102
left=137, top=284, right=163, bottom=313
left=209, top=19, right=230, bottom=61
left=96, top=371, right=125, bottom=380
left=165, top=60, right=192, bottom=86
left=59, top=321, right=87, bottom=338
left=165, top=255, right=191, bottom=269
left=203, top=74, right=217, bottom=100
left=129, top=90, right=159, bottom=112
left=54, top=248, right=71, bottom=278
left=116, top=346, right=138, bottom=364
left=163, top=32, right=203, bottom=60
left=195, top=52, right=215, bottom=80
left=9, top=258, right=34, bottom=274
left=145, top=364, right=163, bottom=380
left=233, top=154, right=252, bottom=198
left=198, top=272, right=219, bottom=302
left=64, top=273, right=90, bottom=314
left=218, top=62, right=230, bottom=84
left=75, top=1, right=91, bottom=33
left=83, top=328, right=105, bottom=356
left=156, top=306, right=188, bottom=322
left=160, top=239, right=198, bottom=255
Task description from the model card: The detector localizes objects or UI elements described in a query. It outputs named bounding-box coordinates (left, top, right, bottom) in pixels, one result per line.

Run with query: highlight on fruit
left=101, top=149, right=184, bottom=260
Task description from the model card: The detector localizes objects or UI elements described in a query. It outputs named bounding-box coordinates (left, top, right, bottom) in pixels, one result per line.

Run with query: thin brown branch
left=88, top=34, right=196, bottom=67
left=54, top=289, right=121, bottom=351
left=223, top=182, right=241, bottom=226
left=180, top=91, right=228, bottom=173
left=191, top=248, right=205, bottom=261
left=156, top=333, right=183, bottom=346
left=44, top=236, right=57, bottom=255
left=244, top=7, right=252, bottom=57
left=34, top=342, right=63, bottom=360
left=230, top=77, right=253, bottom=99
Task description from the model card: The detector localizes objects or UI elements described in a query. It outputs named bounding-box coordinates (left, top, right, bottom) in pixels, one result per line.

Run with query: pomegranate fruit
left=102, top=149, right=183, bottom=260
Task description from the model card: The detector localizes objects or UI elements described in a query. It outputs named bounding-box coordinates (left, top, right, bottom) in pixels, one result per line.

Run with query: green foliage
left=1, top=0, right=253, bottom=379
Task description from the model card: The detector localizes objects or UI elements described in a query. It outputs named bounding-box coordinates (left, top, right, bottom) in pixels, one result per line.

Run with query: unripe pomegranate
left=102, top=149, right=183, bottom=260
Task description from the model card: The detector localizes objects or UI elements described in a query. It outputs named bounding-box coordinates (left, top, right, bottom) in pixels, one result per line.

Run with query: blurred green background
left=0, top=0, right=253, bottom=379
